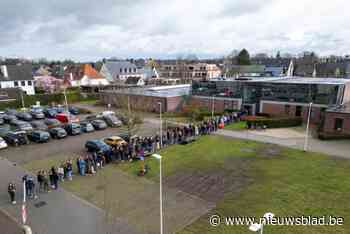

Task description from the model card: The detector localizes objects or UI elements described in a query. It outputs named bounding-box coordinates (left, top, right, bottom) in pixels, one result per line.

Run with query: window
left=28, top=81, right=32, bottom=86
left=14, top=81, right=18, bottom=87
left=334, top=118, right=343, bottom=131
left=21, top=81, right=25, bottom=86
left=296, top=106, right=302, bottom=117
left=120, top=68, right=122, bottom=73
left=129, top=68, right=132, bottom=73
left=285, top=105, right=290, bottom=115
left=124, top=68, right=127, bottom=73
left=133, top=68, right=136, bottom=73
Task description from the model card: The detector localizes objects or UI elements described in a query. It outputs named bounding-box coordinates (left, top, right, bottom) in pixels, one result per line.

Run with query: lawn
left=24, top=136, right=350, bottom=234
left=224, top=121, right=247, bottom=131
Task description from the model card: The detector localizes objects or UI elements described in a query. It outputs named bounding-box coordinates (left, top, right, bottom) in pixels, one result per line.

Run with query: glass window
left=334, top=118, right=343, bottom=131
left=14, top=81, right=18, bottom=87
left=28, top=81, right=32, bottom=86
left=21, top=81, right=25, bottom=86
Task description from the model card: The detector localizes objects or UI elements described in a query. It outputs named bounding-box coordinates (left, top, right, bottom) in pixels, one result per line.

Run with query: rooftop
left=212, top=76, right=350, bottom=85
left=105, top=84, right=191, bottom=97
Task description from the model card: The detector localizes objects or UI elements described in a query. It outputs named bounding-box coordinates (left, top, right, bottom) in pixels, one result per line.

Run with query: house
left=34, top=75, right=63, bottom=93
left=34, top=65, right=52, bottom=76
left=64, top=64, right=109, bottom=87
left=100, top=61, right=139, bottom=83
left=124, top=76, right=145, bottom=86
left=0, top=64, right=35, bottom=95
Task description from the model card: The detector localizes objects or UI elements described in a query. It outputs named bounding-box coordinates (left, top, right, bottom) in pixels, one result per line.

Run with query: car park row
left=0, top=106, right=122, bottom=149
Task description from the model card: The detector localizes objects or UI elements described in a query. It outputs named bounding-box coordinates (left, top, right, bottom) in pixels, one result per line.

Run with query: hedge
left=246, top=117, right=302, bottom=129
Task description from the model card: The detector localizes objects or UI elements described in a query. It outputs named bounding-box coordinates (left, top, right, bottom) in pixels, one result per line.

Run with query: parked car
left=85, top=140, right=111, bottom=153
left=64, top=123, right=81, bottom=135
left=16, top=112, right=33, bottom=121
left=3, top=114, right=18, bottom=124
left=30, top=107, right=45, bottom=119
left=43, top=108, right=57, bottom=118
left=91, top=119, right=108, bottom=130
left=56, top=113, right=80, bottom=124
left=80, top=122, right=94, bottom=133
left=103, top=136, right=127, bottom=147
left=68, top=106, right=79, bottom=115
left=44, top=118, right=62, bottom=129
left=28, top=130, right=50, bottom=143
left=53, top=106, right=65, bottom=114
left=103, top=114, right=122, bottom=127
left=0, top=117, right=4, bottom=125
left=0, top=124, right=10, bottom=137
left=3, top=131, right=29, bottom=146
left=49, top=127, right=67, bottom=139
left=31, top=120, right=49, bottom=131
left=11, top=120, right=33, bottom=132
left=0, top=136, right=8, bottom=149
left=85, top=114, right=101, bottom=121
left=5, top=109, right=18, bottom=116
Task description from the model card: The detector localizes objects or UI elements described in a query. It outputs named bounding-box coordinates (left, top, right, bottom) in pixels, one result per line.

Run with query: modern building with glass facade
left=191, top=77, right=350, bottom=126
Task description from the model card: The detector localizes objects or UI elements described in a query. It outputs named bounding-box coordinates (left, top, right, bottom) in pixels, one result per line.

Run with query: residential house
left=124, top=76, right=145, bottom=86
left=64, top=64, right=109, bottom=87
left=0, top=64, right=35, bottom=95
left=100, top=61, right=139, bottom=83
left=158, top=62, right=220, bottom=80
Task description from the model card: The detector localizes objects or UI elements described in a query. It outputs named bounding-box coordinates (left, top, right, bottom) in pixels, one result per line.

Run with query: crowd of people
left=7, top=112, right=243, bottom=204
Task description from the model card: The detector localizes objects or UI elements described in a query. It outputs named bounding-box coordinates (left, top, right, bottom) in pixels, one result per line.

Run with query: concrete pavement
left=0, top=157, right=140, bottom=234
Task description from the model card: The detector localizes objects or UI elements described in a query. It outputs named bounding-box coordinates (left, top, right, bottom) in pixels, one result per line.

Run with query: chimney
left=0, top=65, right=8, bottom=77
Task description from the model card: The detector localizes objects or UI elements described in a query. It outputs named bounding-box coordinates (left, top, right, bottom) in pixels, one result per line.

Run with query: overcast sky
left=0, top=0, right=348, bottom=61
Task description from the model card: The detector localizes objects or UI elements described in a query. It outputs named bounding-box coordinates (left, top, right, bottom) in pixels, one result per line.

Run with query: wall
left=190, top=96, right=242, bottom=113
left=0, top=80, right=35, bottom=95
left=260, top=100, right=325, bottom=124
left=322, top=112, right=350, bottom=136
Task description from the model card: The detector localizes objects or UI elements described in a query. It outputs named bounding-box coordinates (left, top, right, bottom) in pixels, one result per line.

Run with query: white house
left=65, top=64, right=109, bottom=87
left=0, top=64, right=35, bottom=95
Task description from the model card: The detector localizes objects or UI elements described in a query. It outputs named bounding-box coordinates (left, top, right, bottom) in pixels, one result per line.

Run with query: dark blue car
left=43, top=108, right=57, bottom=118
left=69, top=107, right=79, bottom=115
left=85, top=140, right=111, bottom=153
left=28, top=130, right=51, bottom=143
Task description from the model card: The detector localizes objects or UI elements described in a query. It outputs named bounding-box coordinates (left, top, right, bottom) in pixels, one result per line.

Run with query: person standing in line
left=8, top=182, right=16, bottom=205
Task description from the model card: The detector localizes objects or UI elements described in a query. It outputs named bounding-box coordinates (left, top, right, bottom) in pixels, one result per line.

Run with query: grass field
left=224, top=121, right=247, bottom=131
left=24, top=136, right=350, bottom=234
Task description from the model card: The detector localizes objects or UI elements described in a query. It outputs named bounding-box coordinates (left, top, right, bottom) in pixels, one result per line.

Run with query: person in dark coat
left=8, top=182, right=16, bottom=204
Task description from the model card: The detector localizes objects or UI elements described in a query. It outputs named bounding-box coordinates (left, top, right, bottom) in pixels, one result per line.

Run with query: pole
left=159, top=158, right=163, bottom=234
left=303, top=102, right=313, bottom=151
left=64, top=88, right=69, bottom=112
left=159, top=102, right=163, bottom=148
left=20, top=90, right=25, bottom=109
left=211, top=95, right=214, bottom=118
left=260, top=223, right=263, bottom=234
left=22, top=180, right=26, bottom=225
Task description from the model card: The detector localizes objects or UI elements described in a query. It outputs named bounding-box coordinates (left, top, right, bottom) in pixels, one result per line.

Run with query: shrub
left=246, top=117, right=302, bottom=129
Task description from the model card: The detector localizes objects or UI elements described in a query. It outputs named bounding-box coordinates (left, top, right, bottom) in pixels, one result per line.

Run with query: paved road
left=216, top=129, right=350, bottom=159
left=0, top=207, right=22, bottom=234
left=0, top=157, right=140, bottom=234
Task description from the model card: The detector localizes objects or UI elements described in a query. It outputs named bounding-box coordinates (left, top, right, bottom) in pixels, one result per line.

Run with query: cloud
left=0, top=0, right=349, bottom=60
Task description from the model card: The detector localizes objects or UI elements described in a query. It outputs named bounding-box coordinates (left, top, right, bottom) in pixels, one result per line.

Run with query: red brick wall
left=166, top=96, right=183, bottom=112
left=262, top=102, right=323, bottom=124
left=323, top=112, right=350, bottom=135
left=189, top=96, right=241, bottom=113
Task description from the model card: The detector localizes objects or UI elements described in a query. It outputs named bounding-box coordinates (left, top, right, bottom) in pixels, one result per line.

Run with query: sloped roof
left=0, top=64, right=34, bottom=81
left=81, top=64, right=104, bottom=79
left=104, top=61, right=137, bottom=75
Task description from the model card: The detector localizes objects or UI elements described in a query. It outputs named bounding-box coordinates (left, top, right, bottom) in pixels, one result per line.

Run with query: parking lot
left=0, top=122, right=158, bottom=165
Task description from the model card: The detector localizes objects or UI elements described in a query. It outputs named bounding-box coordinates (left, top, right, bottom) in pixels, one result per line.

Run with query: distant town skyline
left=0, top=0, right=349, bottom=61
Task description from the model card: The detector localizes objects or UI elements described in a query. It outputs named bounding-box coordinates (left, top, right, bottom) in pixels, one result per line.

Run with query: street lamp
left=158, top=102, right=163, bottom=148
left=303, top=102, right=313, bottom=151
left=249, top=212, right=274, bottom=234
left=152, top=154, right=163, bottom=234
left=211, top=95, right=215, bottom=119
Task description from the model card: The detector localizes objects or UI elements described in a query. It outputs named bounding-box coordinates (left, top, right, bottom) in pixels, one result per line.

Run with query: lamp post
left=211, top=95, right=215, bottom=118
left=303, top=102, right=313, bottom=152
left=158, top=102, right=163, bottom=148
left=63, top=87, right=69, bottom=113
left=152, top=154, right=163, bottom=234
left=249, top=212, right=274, bottom=234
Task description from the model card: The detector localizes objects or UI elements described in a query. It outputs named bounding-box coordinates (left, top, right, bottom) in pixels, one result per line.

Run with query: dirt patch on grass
left=164, top=157, right=255, bottom=203
left=256, top=145, right=283, bottom=159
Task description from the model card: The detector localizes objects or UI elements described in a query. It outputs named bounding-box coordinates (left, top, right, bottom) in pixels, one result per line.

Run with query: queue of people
left=7, top=112, right=243, bottom=204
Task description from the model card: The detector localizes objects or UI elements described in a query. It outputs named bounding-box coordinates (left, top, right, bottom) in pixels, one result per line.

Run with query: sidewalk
left=215, top=129, right=350, bottom=159
left=0, top=157, right=140, bottom=234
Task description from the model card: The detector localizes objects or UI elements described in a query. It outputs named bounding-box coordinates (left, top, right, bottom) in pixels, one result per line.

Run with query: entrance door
left=296, top=106, right=302, bottom=117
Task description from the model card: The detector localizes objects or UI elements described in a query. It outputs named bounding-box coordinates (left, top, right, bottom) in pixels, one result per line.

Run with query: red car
left=56, top=113, right=79, bottom=124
